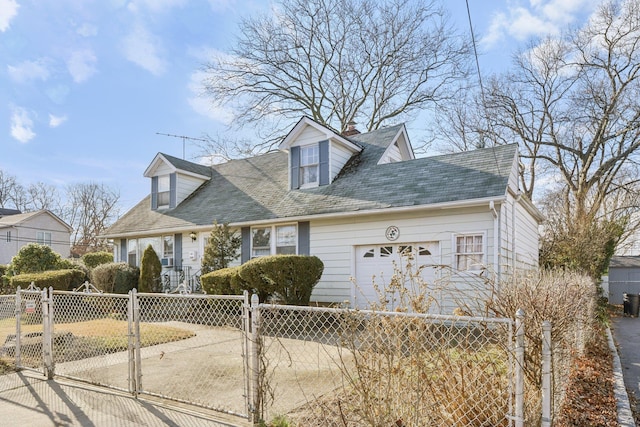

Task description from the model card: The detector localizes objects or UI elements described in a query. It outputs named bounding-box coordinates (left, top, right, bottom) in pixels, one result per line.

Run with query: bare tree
left=201, top=0, right=470, bottom=149
left=27, top=182, right=61, bottom=213
left=0, top=169, right=25, bottom=210
left=63, top=182, right=120, bottom=256
left=436, top=0, right=640, bottom=274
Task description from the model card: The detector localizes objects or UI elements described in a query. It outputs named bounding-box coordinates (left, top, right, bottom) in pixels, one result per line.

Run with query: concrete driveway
left=0, top=370, right=250, bottom=427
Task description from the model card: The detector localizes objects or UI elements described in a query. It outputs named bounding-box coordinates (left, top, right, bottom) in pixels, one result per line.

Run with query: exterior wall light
left=189, top=231, right=197, bottom=242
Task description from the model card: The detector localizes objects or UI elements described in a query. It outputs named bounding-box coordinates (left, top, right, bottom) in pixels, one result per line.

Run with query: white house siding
left=176, top=173, right=205, bottom=206
left=380, top=143, right=402, bottom=164
left=290, top=125, right=325, bottom=148
left=308, top=206, right=497, bottom=305
left=514, top=199, right=540, bottom=268
left=154, top=162, right=173, bottom=176
left=330, top=142, right=353, bottom=181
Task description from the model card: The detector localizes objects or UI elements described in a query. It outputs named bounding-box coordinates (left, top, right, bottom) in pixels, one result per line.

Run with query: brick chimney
left=342, top=121, right=360, bottom=136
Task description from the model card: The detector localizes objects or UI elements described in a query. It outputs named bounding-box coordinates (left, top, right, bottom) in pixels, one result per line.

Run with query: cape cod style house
left=103, top=117, right=543, bottom=310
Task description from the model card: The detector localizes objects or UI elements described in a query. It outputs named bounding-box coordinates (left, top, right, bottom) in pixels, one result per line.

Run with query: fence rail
left=0, top=285, right=546, bottom=426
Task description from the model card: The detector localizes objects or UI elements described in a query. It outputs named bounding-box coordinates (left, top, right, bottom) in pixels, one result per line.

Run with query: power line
left=156, top=132, right=208, bottom=160
left=465, top=0, right=502, bottom=176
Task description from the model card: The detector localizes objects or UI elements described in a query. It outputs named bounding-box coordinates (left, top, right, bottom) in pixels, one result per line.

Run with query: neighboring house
left=0, top=210, right=73, bottom=264
left=607, top=256, right=640, bottom=304
left=102, top=116, right=543, bottom=310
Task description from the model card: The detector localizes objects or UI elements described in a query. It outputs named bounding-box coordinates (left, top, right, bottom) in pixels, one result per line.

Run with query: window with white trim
left=299, top=145, right=319, bottom=187
left=36, top=231, right=51, bottom=246
left=128, top=239, right=137, bottom=267
left=251, top=225, right=297, bottom=257
left=157, top=175, right=170, bottom=207
left=455, top=234, right=484, bottom=271
left=163, top=235, right=174, bottom=258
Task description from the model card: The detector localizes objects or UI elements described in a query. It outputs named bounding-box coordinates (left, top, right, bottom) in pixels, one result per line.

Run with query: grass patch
left=0, top=318, right=196, bottom=365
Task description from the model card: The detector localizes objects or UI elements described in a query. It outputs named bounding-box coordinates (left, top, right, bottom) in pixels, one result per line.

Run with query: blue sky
left=0, top=0, right=600, bottom=213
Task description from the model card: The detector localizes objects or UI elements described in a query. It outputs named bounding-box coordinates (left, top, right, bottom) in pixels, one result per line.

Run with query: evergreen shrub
left=91, top=262, right=139, bottom=294
left=238, top=255, right=323, bottom=305
left=139, top=245, right=162, bottom=293
left=201, top=267, right=242, bottom=295
left=82, top=251, right=114, bottom=269
left=10, top=269, right=86, bottom=291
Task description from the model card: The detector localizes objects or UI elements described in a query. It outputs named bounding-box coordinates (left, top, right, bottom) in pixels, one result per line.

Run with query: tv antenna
left=156, top=132, right=208, bottom=159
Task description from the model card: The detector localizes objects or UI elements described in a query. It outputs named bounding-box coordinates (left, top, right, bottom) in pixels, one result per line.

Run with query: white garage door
left=354, top=242, right=440, bottom=309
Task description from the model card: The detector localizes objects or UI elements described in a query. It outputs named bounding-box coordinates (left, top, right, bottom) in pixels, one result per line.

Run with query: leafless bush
left=259, top=256, right=597, bottom=426
left=486, top=270, right=597, bottom=424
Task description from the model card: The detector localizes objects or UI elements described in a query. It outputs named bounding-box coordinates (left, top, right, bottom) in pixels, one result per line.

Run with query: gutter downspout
left=513, top=192, right=522, bottom=273
left=490, top=201, right=500, bottom=281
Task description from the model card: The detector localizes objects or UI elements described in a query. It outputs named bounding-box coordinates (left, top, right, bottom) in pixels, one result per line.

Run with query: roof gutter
left=101, top=195, right=508, bottom=239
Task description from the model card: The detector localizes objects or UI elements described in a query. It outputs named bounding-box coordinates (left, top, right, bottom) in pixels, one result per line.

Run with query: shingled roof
left=104, top=126, right=518, bottom=237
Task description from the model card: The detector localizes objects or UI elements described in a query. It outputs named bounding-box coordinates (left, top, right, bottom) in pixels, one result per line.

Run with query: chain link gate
left=12, top=285, right=49, bottom=375
left=133, top=291, right=250, bottom=417
left=12, top=284, right=251, bottom=420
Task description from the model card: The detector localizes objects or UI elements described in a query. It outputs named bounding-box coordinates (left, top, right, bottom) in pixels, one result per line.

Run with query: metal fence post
left=242, top=290, right=251, bottom=417
left=250, top=294, right=261, bottom=423
left=42, top=287, right=54, bottom=379
left=132, top=289, right=142, bottom=395
left=127, top=289, right=136, bottom=395
left=15, top=287, right=21, bottom=368
left=541, top=321, right=552, bottom=427
left=515, top=309, right=525, bottom=427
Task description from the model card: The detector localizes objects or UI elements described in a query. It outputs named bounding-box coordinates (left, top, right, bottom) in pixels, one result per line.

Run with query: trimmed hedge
left=91, top=262, right=140, bottom=294
left=11, top=269, right=86, bottom=291
left=202, top=255, right=324, bottom=305
left=201, top=267, right=243, bottom=295
left=239, top=255, right=323, bottom=305
left=82, top=251, right=114, bottom=269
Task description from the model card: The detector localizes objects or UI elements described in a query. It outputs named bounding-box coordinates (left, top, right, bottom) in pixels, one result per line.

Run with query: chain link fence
left=252, top=303, right=520, bottom=426
left=3, top=285, right=533, bottom=425
left=134, top=292, right=249, bottom=416
left=52, top=288, right=132, bottom=391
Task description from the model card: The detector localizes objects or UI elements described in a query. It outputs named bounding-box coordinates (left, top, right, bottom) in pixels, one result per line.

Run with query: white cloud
left=10, top=107, right=36, bottom=143
left=67, top=49, right=98, bottom=83
left=49, top=114, right=68, bottom=128
left=207, top=0, right=233, bottom=13
left=122, top=25, right=166, bottom=75
left=76, top=23, right=98, bottom=37
left=45, top=84, right=71, bottom=105
left=0, top=0, right=19, bottom=32
left=127, top=0, right=187, bottom=14
left=7, top=59, right=51, bottom=83
left=187, top=69, right=235, bottom=125
left=481, top=0, right=598, bottom=48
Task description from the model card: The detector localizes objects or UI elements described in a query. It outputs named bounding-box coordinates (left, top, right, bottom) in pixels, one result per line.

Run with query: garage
left=353, top=242, right=440, bottom=309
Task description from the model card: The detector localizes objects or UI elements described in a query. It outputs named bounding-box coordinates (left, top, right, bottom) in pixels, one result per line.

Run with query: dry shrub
left=485, top=270, right=598, bottom=424
left=280, top=258, right=597, bottom=426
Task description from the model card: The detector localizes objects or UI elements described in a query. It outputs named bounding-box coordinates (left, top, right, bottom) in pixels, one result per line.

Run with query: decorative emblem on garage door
left=385, top=225, right=399, bottom=241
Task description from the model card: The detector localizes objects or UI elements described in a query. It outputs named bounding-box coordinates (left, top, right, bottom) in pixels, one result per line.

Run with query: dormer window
left=300, top=145, right=319, bottom=187
left=157, top=175, right=170, bottom=208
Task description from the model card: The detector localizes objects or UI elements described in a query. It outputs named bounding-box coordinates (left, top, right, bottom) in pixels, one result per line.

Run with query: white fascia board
left=100, top=196, right=508, bottom=239
left=143, top=153, right=210, bottom=180
left=143, top=153, right=174, bottom=177
left=278, top=116, right=361, bottom=153
left=229, top=196, right=507, bottom=228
